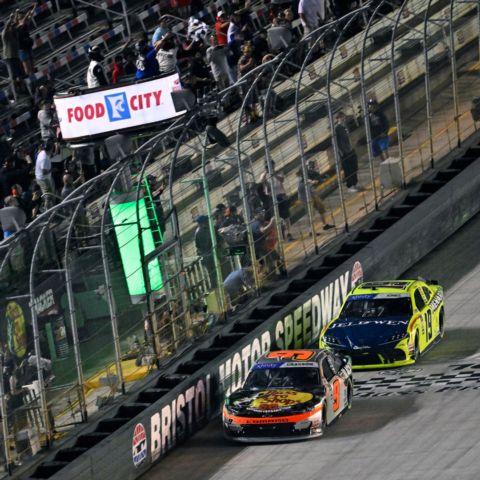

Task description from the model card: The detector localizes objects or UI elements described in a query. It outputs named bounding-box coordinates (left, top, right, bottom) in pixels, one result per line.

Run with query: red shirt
left=111, top=63, right=125, bottom=84
left=215, top=18, right=228, bottom=45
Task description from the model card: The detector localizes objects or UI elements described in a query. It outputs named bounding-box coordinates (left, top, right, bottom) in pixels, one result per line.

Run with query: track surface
left=142, top=213, right=480, bottom=480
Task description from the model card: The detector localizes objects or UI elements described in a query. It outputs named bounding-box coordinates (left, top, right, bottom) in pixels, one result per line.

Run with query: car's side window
left=322, top=358, right=335, bottom=381
left=331, top=354, right=343, bottom=373
left=422, top=287, right=432, bottom=302
left=414, top=289, right=426, bottom=311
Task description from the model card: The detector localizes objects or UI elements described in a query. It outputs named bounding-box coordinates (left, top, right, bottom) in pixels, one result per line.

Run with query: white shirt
left=86, top=60, right=105, bottom=88
left=35, top=150, right=52, bottom=181
left=298, top=0, right=326, bottom=27
left=156, top=47, right=178, bottom=73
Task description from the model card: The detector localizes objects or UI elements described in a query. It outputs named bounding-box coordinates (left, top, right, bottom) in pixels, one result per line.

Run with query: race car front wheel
left=346, top=379, right=353, bottom=411
left=411, top=334, right=420, bottom=362
left=320, top=403, right=327, bottom=435
left=439, top=309, right=445, bottom=338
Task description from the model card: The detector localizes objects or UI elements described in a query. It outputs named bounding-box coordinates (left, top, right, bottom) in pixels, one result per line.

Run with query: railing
left=1, top=0, right=480, bottom=474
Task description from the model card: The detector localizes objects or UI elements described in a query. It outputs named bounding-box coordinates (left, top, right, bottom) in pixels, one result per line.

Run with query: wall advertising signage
left=54, top=74, right=185, bottom=140
left=140, top=261, right=363, bottom=465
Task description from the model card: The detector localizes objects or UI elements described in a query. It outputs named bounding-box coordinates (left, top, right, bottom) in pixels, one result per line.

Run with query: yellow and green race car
left=319, top=279, right=444, bottom=369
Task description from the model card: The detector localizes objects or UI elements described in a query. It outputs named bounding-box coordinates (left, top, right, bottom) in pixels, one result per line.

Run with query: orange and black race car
left=222, top=349, right=353, bottom=442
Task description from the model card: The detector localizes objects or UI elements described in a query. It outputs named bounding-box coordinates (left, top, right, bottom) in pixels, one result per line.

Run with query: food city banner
left=54, top=74, right=185, bottom=141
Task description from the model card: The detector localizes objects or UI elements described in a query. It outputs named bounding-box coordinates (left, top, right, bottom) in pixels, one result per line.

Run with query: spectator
left=134, top=39, right=160, bottom=80
left=298, top=0, right=325, bottom=37
left=187, top=52, right=213, bottom=96
left=252, top=212, right=285, bottom=276
left=296, top=169, right=334, bottom=232
left=260, top=160, right=293, bottom=240
left=223, top=267, right=252, bottom=306
left=227, top=14, right=244, bottom=65
left=194, top=215, right=217, bottom=287
left=86, top=46, right=108, bottom=88
left=2, top=12, right=24, bottom=101
left=123, top=50, right=137, bottom=75
left=215, top=11, right=229, bottom=46
left=61, top=173, right=74, bottom=200
left=17, top=4, right=36, bottom=76
left=35, top=141, right=55, bottom=210
left=0, top=195, right=26, bottom=238
left=74, top=146, right=96, bottom=181
left=368, top=99, right=390, bottom=160
left=10, top=183, right=33, bottom=222
left=152, top=18, right=169, bottom=45
left=213, top=203, right=226, bottom=229
left=252, top=30, right=270, bottom=65
left=111, top=55, right=125, bottom=84
left=238, top=42, right=260, bottom=123
left=0, top=155, right=30, bottom=205
left=206, top=35, right=234, bottom=90
left=171, top=0, right=192, bottom=18
left=220, top=205, right=243, bottom=228
left=37, top=101, right=58, bottom=144
left=154, top=34, right=177, bottom=75
left=335, top=110, right=361, bottom=192
left=34, top=77, right=55, bottom=106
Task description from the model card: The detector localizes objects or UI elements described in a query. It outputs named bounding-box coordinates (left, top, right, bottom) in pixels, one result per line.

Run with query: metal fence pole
left=100, top=165, right=129, bottom=395
left=235, top=61, right=283, bottom=283
left=262, top=59, right=289, bottom=273
left=290, top=34, right=323, bottom=249
left=0, top=352, right=13, bottom=475
left=29, top=198, right=82, bottom=448
left=134, top=122, right=185, bottom=357
left=390, top=1, right=410, bottom=187
left=449, top=0, right=461, bottom=146
left=63, top=168, right=118, bottom=423
left=201, top=131, right=227, bottom=316
left=360, top=1, right=396, bottom=207
left=326, top=11, right=369, bottom=229
left=424, top=0, right=436, bottom=168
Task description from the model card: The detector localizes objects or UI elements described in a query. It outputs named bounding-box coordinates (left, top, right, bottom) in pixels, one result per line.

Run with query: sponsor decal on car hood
left=326, top=317, right=410, bottom=346
left=230, top=389, right=318, bottom=414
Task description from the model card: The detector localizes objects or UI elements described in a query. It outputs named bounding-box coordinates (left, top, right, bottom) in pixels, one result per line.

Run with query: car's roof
left=352, top=280, right=420, bottom=295
left=256, top=349, right=327, bottom=365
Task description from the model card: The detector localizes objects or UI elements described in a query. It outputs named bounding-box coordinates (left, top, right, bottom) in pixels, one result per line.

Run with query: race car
left=222, top=349, right=353, bottom=442
left=319, top=279, right=445, bottom=369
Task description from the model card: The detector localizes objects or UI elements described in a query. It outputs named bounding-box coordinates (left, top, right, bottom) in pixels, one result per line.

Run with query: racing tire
left=411, top=334, right=420, bottom=362
left=346, top=379, right=353, bottom=411
left=320, top=402, right=327, bottom=436
left=438, top=309, right=445, bottom=338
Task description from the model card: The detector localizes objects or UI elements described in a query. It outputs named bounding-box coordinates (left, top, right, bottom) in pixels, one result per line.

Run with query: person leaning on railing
left=0, top=195, right=26, bottom=239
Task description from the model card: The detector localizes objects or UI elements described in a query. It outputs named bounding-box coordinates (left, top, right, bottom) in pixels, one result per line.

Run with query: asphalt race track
left=141, top=213, right=480, bottom=480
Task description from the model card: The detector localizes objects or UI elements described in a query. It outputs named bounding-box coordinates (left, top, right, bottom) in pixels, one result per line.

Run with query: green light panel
left=109, top=198, right=163, bottom=297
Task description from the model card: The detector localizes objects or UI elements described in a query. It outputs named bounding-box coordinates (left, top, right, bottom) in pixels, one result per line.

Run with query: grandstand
left=1, top=0, right=479, bottom=477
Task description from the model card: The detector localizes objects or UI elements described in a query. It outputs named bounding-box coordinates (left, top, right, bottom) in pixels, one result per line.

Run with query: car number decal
left=332, top=379, right=341, bottom=412
left=266, top=350, right=315, bottom=361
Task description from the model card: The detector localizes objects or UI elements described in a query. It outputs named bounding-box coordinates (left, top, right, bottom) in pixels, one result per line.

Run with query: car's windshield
left=339, top=295, right=412, bottom=319
left=243, top=367, right=320, bottom=390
